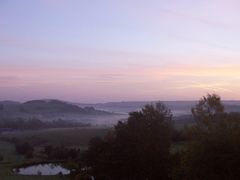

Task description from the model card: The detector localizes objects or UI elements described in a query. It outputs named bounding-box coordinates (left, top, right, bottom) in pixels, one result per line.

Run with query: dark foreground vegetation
left=83, top=94, right=240, bottom=180
left=1, top=94, right=240, bottom=180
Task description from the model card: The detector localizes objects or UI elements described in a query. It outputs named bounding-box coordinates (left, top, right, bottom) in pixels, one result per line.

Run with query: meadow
left=1, top=126, right=110, bottom=149
left=0, top=126, right=111, bottom=179
left=0, top=140, right=71, bottom=180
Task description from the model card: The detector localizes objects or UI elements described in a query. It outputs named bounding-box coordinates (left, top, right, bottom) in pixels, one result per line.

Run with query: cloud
left=0, top=64, right=240, bottom=101
left=1, top=64, right=239, bottom=86
left=0, top=34, right=178, bottom=68
left=174, top=81, right=233, bottom=92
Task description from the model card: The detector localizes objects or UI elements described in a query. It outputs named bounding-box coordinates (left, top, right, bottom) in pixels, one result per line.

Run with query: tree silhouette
left=191, top=93, right=224, bottom=120
left=85, top=102, right=173, bottom=180
left=184, top=94, right=240, bottom=180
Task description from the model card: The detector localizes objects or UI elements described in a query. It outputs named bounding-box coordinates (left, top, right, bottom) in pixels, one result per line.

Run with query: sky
left=1, top=0, right=240, bottom=103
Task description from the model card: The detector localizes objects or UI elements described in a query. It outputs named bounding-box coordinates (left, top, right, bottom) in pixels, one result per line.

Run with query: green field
left=0, top=140, right=70, bottom=180
left=1, top=126, right=111, bottom=149
left=0, top=126, right=111, bottom=179
left=0, top=125, right=188, bottom=179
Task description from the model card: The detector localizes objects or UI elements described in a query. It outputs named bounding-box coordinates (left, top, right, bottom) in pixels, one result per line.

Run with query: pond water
left=14, top=163, right=70, bottom=176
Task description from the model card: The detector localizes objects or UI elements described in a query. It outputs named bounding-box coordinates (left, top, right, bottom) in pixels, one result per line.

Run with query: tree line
left=0, top=118, right=90, bottom=131
left=82, top=94, right=240, bottom=180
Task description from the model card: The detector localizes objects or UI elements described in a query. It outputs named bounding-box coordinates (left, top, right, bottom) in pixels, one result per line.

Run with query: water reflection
left=14, top=163, right=70, bottom=175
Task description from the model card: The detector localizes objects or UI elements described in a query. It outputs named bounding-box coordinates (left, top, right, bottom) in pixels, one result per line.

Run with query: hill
left=0, top=100, right=116, bottom=123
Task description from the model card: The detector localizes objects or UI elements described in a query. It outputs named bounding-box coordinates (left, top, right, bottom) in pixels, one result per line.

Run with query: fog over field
left=2, top=1, right=240, bottom=179
left=1, top=99, right=240, bottom=126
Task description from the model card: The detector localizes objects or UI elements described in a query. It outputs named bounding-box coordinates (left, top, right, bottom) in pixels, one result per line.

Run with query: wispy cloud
left=0, top=65, right=239, bottom=101
left=174, top=81, right=233, bottom=92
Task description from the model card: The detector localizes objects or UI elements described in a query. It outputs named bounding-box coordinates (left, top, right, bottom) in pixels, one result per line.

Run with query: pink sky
left=1, top=0, right=240, bottom=102
left=1, top=65, right=239, bottom=102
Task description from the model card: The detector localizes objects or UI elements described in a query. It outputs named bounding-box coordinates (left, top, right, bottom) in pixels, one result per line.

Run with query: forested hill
left=0, top=99, right=114, bottom=121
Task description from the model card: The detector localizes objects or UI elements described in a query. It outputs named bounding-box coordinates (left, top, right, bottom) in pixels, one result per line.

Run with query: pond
left=14, top=163, right=70, bottom=176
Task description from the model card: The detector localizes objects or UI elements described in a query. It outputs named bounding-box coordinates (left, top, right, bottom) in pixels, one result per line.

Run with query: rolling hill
left=0, top=100, right=117, bottom=124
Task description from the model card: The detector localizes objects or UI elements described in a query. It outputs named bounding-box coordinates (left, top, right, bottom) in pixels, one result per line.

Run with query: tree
left=44, top=145, right=53, bottom=158
left=15, top=142, right=33, bottom=158
left=184, top=94, right=240, bottom=180
left=85, top=102, right=173, bottom=180
left=191, top=93, right=224, bottom=121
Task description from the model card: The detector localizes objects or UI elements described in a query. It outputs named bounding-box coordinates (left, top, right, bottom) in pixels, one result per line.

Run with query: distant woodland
left=1, top=94, right=240, bottom=180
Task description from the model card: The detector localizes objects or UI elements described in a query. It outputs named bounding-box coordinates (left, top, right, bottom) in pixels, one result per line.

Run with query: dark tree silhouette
left=85, top=102, right=173, bottom=180
left=191, top=93, right=224, bottom=121
left=184, top=94, right=240, bottom=180
left=15, top=142, right=33, bottom=158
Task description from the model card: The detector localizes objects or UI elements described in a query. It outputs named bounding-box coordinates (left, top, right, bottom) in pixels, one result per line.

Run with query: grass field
left=0, top=140, right=70, bottom=180
left=0, top=125, right=188, bottom=179
left=1, top=126, right=111, bottom=149
left=0, top=126, right=111, bottom=179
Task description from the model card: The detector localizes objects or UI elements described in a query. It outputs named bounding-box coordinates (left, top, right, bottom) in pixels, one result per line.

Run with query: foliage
left=0, top=140, right=70, bottom=180
left=191, top=93, right=224, bottom=121
left=184, top=94, right=240, bottom=180
left=44, top=145, right=80, bottom=160
left=15, top=142, right=33, bottom=158
left=85, top=102, right=173, bottom=180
